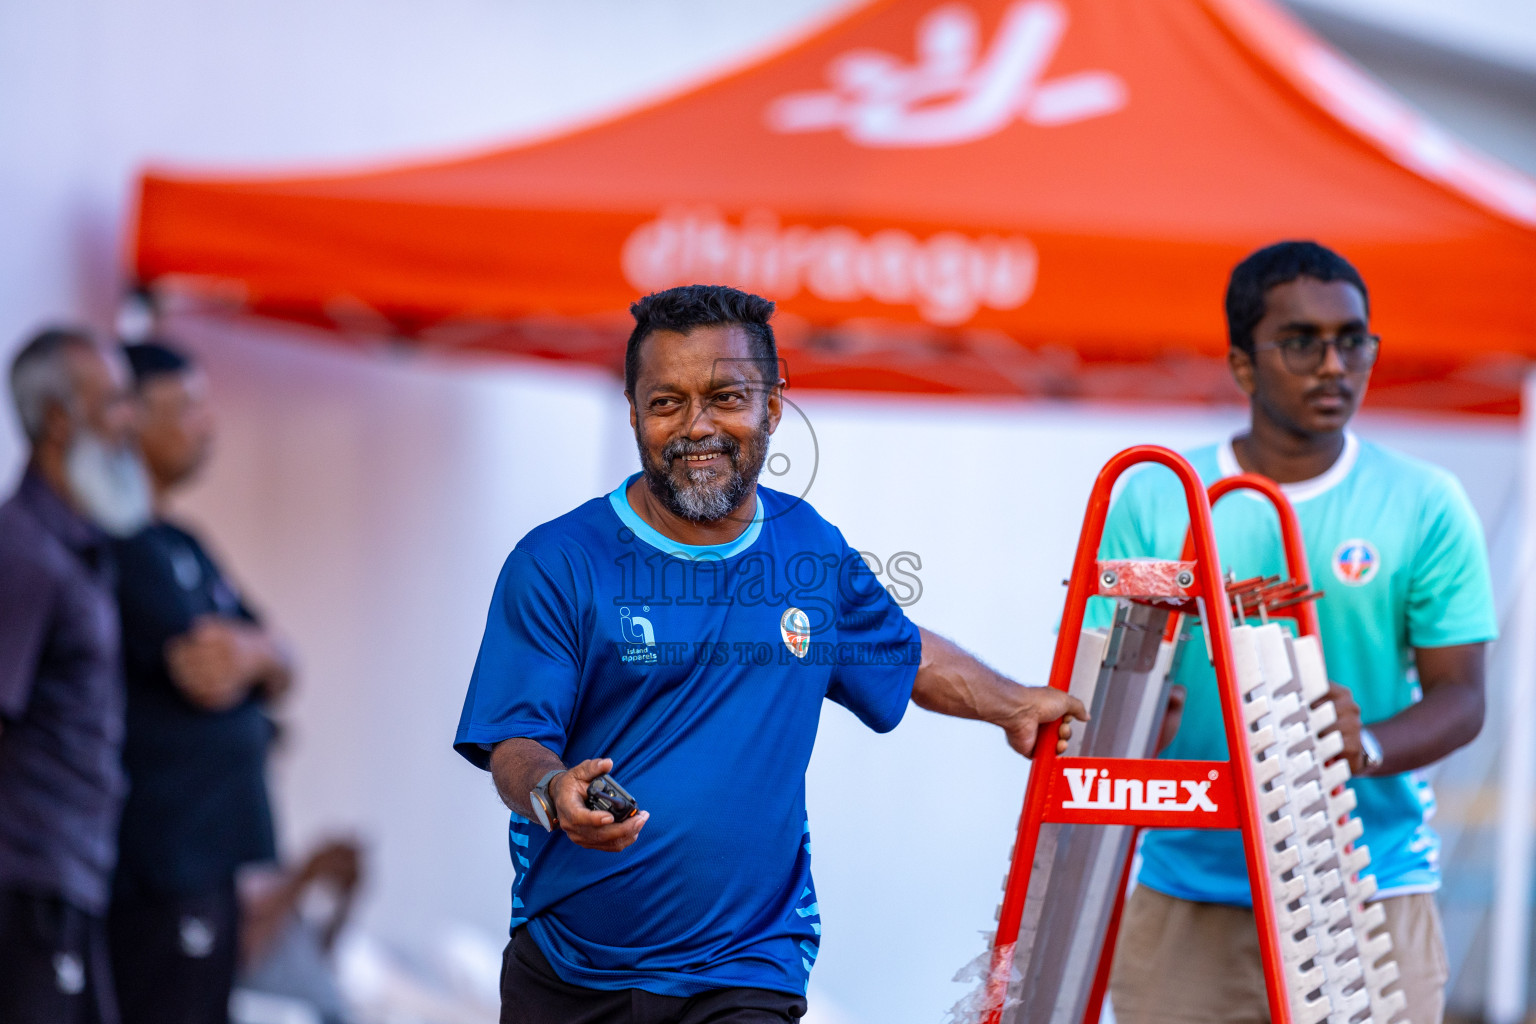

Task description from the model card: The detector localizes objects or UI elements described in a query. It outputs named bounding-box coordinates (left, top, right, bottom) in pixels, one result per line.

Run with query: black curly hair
left=1225, top=241, right=1369, bottom=353
left=625, top=285, right=777, bottom=395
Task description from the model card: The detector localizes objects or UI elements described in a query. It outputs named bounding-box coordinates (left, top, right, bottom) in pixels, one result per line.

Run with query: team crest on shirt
left=1333, top=539, right=1379, bottom=586
left=780, top=607, right=812, bottom=659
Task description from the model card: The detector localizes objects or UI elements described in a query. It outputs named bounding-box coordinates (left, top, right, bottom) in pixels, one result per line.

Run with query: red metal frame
left=1075, top=472, right=1322, bottom=1024
left=982, top=450, right=1299, bottom=1024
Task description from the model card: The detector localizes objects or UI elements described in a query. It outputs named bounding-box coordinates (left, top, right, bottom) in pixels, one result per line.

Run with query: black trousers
left=0, top=886, right=118, bottom=1024
left=500, top=928, right=807, bottom=1024
left=108, top=879, right=239, bottom=1024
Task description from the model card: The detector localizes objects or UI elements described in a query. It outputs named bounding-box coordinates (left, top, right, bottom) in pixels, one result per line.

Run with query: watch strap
left=1359, top=728, right=1384, bottom=774
left=532, top=769, right=567, bottom=832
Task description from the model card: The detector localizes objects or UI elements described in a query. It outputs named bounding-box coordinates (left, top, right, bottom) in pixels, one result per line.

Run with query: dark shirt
left=113, top=521, right=276, bottom=896
left=0, top=470, right=126, bottom=914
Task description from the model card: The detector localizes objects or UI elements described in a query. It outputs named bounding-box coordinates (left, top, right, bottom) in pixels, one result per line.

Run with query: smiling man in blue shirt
left=455, top=284, right=1084, bottom=1023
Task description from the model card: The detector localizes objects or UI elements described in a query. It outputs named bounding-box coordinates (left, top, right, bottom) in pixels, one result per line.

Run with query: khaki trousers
left=1108, top=886, right=1448, bottom=1024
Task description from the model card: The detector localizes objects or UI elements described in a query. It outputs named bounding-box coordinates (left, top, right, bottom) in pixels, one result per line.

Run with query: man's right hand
left=553, top=758, right=649, bottom=852
left=1316, top=682, right=1365, bottom=773
left=165, top=616, right=271, bottom=711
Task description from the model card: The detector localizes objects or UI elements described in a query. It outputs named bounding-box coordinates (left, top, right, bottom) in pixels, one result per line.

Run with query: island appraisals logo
left=780, top=607, right=812, bottom=659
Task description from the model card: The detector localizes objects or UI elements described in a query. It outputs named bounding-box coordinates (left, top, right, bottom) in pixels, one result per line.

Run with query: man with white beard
left=0, top=326, right=151, bottom=1024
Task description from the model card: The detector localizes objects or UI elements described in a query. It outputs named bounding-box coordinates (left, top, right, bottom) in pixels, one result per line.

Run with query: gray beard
left=662, top=465, right=746, bottom=522
left=65, top=431, right=153, bottom=537
left=639, top=416, right=769, bottom=524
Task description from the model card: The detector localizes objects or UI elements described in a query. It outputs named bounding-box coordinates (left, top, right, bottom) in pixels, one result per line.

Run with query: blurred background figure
left=109, top=339, right=293, bottom=1024
left=233, top=839, right=364, bottom=1024
left=1, top=327, right=147, bottom=1024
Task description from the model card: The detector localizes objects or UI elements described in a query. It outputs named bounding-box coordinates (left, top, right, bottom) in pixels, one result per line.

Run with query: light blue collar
left=607, top=475, right=764, bottom=559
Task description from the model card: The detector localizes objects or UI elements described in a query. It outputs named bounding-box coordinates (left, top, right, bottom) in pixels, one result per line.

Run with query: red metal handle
left=983, top=446, right=1293, bottom=1024
left=1203, top=473, right=1320, bottom=638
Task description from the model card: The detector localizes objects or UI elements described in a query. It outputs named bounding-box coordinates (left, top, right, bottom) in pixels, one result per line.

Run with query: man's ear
left=627, top=391, right=637, bottom=431
left=1228, top=348, right=1257, bottom=398
left=765, top=378, right=785, bottom=435
left=39, top=398, right=74, bottom=452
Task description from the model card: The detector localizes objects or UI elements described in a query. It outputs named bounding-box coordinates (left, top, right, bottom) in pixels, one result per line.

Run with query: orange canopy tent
left=133, top=0, right=1536, bottom=414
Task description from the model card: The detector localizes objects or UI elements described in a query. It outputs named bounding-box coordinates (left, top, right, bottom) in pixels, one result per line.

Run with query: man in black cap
left=109, top=340, right=293, bottom=1024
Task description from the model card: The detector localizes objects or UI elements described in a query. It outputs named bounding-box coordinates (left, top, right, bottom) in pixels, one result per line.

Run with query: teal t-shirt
left=1091, top=432, right=1496, bottom=905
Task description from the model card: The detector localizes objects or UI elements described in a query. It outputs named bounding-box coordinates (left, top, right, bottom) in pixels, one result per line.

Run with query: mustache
left=1305, top=382, right=1353, bottom=400
left=662, top=435, right=740, bottom=466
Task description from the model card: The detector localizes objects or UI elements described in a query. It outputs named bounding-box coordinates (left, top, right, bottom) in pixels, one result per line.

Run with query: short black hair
left=1225, top=241, right=1369, bottom=353
left=625, top=285, right=778, bottom=396
left=122, top=339, right=194, bottom=387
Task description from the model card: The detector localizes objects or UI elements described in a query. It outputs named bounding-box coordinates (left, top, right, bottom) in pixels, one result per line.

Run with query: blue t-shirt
left=454, top=478, right=921, bottom=997
left=1093, top=434, right=1497, bottom=905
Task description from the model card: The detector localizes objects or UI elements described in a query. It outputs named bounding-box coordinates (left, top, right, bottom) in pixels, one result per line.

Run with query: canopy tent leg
left=1487, top=368, right=1536, bottom=1024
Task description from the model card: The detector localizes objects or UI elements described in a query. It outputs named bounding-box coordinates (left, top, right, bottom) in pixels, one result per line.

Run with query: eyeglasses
left=1254, top=332, right=1380, bottom=375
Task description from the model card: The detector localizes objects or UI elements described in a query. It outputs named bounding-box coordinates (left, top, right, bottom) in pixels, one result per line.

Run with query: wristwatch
left=1359, top=728, right=1384, bottom=776
left=530, top=770, right=567, bottom=832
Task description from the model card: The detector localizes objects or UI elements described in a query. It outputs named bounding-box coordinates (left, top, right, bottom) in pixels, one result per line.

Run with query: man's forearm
left=490, top=738, right=567, bottom=819
left=1369, top=684, right=1483, bottom=776
left=910, top=627, right=1084, bottom=758
left=1361, top=643, right=1486, bottom=777
left=911, top=627, right=1021, bottom=723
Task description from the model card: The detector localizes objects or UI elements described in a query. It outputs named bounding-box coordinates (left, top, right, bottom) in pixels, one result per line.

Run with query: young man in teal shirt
left=1105, top=241, right=1495, bottom=1024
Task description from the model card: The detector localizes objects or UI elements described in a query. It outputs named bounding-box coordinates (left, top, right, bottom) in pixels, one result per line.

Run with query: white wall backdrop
left=0, top=1, right=1528, bottom=1022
